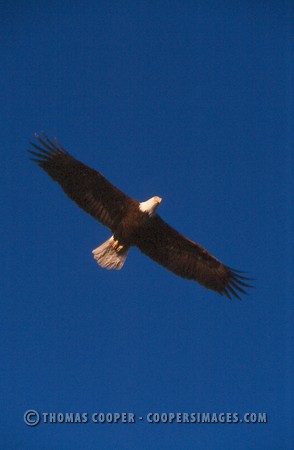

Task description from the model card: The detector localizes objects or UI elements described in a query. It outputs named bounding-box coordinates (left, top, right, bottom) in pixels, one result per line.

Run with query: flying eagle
left=29, top=133, right=251, bottom=300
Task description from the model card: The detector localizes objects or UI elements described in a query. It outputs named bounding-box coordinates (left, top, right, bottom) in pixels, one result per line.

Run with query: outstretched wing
left=29, top=133, right=137, bottom=231
left=136, top=215, right=252, bottom=300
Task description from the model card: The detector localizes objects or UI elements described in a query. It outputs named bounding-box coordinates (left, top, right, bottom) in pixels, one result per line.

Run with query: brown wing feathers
left=136, top=216, right=252, bottom=300
left=29, top=133, right=252, bottom=300
left=29, top=133, right=134, bottom=231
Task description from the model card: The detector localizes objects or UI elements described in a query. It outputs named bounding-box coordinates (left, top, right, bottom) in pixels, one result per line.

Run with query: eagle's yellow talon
left=112, top=239, right=119, bottom=249
left=111, top=240, right=124, bottom=252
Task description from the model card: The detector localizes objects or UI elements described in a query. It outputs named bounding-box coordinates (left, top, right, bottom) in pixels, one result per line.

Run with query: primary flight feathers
left=29, top=133, right=252, bottom=300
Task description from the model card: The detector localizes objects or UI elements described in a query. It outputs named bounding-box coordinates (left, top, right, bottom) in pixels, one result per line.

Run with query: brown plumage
left=29, top=133, right=252, bottom=300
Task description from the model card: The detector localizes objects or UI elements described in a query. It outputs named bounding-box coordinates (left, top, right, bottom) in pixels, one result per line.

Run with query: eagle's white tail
left=92, top=236, right=129, bottom=270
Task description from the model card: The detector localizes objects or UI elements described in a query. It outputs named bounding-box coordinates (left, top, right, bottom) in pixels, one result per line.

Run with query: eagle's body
left=29, top=133, right=251, bottom=300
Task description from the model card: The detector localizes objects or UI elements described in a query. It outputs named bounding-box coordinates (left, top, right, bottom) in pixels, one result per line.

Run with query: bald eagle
left=29, top=133, right=251, bottom=300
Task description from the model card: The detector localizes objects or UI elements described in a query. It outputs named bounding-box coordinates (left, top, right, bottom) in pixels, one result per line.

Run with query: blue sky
left=1, top=1, right=293, bottom=449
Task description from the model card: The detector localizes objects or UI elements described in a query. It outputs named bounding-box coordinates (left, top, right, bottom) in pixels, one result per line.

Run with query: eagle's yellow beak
left=157, top=197, right=162, bottom=204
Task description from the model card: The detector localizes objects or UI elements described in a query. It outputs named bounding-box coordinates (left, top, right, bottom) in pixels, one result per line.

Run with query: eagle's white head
left=139, top=196, right=162, bottom=217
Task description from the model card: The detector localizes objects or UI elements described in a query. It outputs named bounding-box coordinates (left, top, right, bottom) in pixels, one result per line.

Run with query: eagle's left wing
left=135, top=215, right=251, bottom=299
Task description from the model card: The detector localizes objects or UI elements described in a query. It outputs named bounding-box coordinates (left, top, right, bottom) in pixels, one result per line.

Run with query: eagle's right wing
left=29, top=133, right=137, bottom=231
